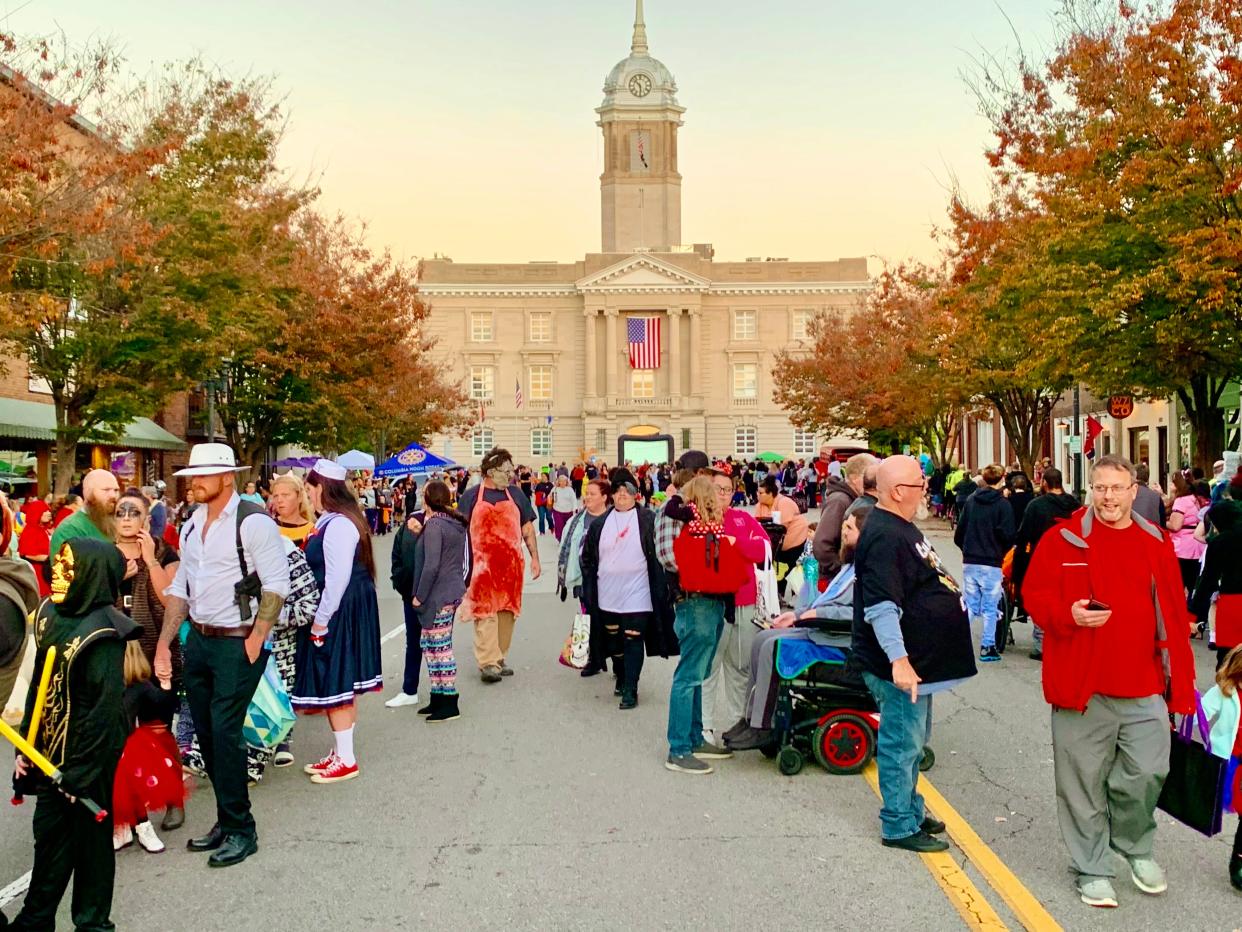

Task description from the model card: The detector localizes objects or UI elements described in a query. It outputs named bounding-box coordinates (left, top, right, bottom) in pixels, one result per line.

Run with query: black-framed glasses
left=896, top=480, right=927, bottom=490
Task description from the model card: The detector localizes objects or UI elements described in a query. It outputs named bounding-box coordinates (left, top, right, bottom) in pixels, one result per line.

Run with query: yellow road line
left=862, top=763, right=1009, bottom=931
left=918, top=778, right=1063, bottom=932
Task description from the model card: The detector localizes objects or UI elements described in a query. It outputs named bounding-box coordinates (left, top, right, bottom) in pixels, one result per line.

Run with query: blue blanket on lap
left=776, top=639, right=848, bottom=680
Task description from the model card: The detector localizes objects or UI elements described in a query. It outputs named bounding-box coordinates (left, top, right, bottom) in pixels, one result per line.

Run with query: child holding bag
left=1202, top=644, right=1242, bottom=892
left=112, top=641, right=189, bottom=854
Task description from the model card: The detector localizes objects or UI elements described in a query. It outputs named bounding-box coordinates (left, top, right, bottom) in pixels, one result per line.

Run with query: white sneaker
left=113, top=825, right=133, bottom=851
left=1128, top=857, right=1167, bottom=895
left=1077, top=877, right=1118, bottom=908
left=385, top=692, right=419, bottom=709
left=135, top=821, right=165, bottom=854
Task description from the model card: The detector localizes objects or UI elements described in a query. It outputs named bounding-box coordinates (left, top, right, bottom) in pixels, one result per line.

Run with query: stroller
left=757, top=619, right=936, bottom=777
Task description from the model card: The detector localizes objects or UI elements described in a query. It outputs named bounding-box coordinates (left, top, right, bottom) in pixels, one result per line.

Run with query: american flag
left=515, top=378, right=523, bottom=409
left=627, top=316, right=661, bottom=369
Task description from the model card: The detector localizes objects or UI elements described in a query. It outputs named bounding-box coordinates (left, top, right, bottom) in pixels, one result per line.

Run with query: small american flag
left=627, top=317, right=661, bottom=369
left=515, top=378, right=524, bottom=409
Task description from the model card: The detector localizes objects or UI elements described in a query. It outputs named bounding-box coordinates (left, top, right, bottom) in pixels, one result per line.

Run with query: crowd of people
left=3, top=436, right=1242, bottom=927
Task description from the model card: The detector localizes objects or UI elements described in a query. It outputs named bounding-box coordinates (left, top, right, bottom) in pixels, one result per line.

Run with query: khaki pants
left=473, top=610, right=516, bottom=670
left=1051, top=694, right=1170, bottom=880
left=702, top=608, right=758, bottom=736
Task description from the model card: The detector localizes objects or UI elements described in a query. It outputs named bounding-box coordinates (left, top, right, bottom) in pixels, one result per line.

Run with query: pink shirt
left=724, top=509, right=768, bottom=607
left=1170, top=495, right=1206, bottom=560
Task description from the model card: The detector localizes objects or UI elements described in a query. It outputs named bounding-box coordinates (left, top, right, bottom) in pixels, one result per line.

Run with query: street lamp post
left=1073, top=383, right=1082, bottom=496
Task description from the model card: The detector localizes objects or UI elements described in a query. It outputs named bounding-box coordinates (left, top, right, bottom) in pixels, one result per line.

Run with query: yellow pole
left=0, top=714, right=108, bottom=821
left=26, top=645, right=56, bottom=745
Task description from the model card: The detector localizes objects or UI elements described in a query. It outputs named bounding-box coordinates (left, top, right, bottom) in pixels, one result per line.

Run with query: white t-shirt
left=596, top=508, right=652, bottom=613
left=551, top=485, right=578, bottom=513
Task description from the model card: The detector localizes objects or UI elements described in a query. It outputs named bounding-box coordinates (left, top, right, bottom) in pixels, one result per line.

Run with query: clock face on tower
left=628, top=73, right=653, bottom=98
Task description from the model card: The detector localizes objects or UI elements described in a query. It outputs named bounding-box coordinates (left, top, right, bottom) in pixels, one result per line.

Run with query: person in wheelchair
left=724, top=501, right=873, bottom=751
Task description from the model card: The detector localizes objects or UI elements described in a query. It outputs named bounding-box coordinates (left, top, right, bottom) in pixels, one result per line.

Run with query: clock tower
left=597, top=1, right=685, bottom=253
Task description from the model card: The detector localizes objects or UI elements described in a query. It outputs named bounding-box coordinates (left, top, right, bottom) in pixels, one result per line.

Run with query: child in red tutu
left=1203, top=645, right=1242, bottom=893
left=112, top=641, right=188, bottom=854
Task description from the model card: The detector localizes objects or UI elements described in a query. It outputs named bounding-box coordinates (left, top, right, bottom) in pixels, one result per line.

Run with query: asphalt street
left=2, top=522, right=1241, bottom=930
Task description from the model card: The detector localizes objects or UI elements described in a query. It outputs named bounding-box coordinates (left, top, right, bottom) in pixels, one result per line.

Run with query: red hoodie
left=17, top=500, right=52, bottom=597
left=1022, top=507, right=1195, bottom=715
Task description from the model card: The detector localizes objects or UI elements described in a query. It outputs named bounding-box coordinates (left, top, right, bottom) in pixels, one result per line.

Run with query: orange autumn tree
left=982, top=0, right=1242, bottom=467
left=773, top=264, right=969, bottom=466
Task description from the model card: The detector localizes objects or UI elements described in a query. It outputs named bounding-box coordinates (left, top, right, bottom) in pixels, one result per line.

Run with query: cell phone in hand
left=751, top=617, right=771, bottom=630
left=1086, top=599, right=1110, bottom=611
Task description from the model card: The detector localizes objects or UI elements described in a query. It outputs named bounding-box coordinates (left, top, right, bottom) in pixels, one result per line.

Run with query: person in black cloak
left=3, top=537, right=137, bottom=931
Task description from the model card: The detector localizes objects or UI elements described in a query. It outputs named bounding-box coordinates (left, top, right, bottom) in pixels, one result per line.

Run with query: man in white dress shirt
left=154, top=444, right=289, bottom=869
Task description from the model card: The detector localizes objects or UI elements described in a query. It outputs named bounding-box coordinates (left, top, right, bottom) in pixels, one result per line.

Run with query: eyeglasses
left=1091, top=483, right=1134, bottom=497
left=896, top=480, right=927, bottom=490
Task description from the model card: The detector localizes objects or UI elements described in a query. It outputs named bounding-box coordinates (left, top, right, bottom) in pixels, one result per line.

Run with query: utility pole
left=1072, top=383, right=1082, bottom=496
left=206, top=379, right=216, bottom=444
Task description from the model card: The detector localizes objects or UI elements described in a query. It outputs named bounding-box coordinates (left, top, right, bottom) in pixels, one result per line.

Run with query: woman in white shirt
left=550, top=475, right=579, bottom=541
left=578, top=469, right=675, bottom=710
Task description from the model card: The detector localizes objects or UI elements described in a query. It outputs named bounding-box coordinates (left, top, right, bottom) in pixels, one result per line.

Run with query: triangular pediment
left=576, top=254, right=711, bottom=293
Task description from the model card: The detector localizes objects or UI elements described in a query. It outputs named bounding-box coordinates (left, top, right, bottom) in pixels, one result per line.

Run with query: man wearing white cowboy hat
left=154, top=443, right=289, bottom=869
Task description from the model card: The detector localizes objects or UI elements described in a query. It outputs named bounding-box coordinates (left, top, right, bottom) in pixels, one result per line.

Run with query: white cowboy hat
left=174, top=443, right=249, bottom=477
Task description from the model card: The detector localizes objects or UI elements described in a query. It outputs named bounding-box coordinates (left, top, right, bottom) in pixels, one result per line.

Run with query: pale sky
left=4, top=0, right=1062, bottom=267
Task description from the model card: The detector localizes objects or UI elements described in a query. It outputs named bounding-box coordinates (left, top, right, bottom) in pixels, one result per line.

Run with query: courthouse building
left=421, top=3, right=870, bottom=465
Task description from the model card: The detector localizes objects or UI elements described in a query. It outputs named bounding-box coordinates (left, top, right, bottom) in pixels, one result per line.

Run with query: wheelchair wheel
left=777, top=747, right=804, bottom=776
left=812, top=713, right=874, bottom=775
left=919, top=746, right=936, bottom=772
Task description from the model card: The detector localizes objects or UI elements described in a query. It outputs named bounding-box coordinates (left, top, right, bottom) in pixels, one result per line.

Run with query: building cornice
left=418, top=278, right=873, bottom=299
left=707, top=282, right=871, bottom=296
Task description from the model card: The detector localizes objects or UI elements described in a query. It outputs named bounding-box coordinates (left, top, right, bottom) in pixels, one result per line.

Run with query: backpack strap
left=234, top=500, right=268, bottom=579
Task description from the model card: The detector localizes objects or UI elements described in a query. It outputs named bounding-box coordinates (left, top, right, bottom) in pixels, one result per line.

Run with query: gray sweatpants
left=702, top=609, right=758, bottom=736
left=1050, top=694, right=1170, bottom=880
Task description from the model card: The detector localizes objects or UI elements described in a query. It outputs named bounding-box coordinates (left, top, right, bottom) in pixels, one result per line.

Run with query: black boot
left=623, top=635, right=645, bottom=693
left=427, top=693, right=460, bottom=723
left=612, top=655, right=625, bottom=696
left=619, top=686, right=638, bottom=710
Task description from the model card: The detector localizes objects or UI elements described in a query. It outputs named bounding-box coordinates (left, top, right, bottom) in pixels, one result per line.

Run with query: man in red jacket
left=1023, top=455, right=1196, bottom=910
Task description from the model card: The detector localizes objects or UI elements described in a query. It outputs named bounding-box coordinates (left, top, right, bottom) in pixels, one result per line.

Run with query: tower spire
left=631, top=0, right=648, bottom=55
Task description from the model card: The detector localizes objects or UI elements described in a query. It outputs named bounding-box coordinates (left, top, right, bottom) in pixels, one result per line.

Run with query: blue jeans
left=666, top=596, right=726, bottom=757
left=538, top=505, right=553, bottom=534
left=401, top=596, right=424, bottom=695
left=963, top=564, right=1004, bottom=648
left=863, top=672, right=932, bottom=840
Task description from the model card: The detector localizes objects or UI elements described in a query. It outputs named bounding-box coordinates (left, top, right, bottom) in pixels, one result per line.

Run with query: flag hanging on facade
left=546, top=414, right=553, bottom=426
left=477, top=399, right=486, bottom=423
left=1084, top=415, right=1104, bottom=460
left=627, top=316, right=662, bottom=369
left=515, top=379, right=524, bottom=409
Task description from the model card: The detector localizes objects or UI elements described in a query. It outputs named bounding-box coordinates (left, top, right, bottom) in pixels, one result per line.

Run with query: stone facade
left=422, top=4, right=871, bottom=466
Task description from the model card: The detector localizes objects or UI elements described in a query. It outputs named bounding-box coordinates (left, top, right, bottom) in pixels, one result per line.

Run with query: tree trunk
left=989, top=389, right=1060, bottom=479
left=1179, top=375, right=1227, bottom=472
left=53, top=433, right=77, bottom=496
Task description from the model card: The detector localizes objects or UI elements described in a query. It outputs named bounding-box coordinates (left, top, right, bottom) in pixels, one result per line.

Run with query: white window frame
left=735, top=427, right=757, bottom=457
left=631, top=370, right=655, bottom=399
left=733, top=309, right=758, bottom=342
left=793, top=428, right=817, bottom=456
left=732, top=363, right=758, bottom=399
left=472, top=427, right=494, bottom=458
left=791, top=308, right=814, bottom=341
left=531, top=427, right=552, bottom=458
left=469, top=365, right=495, bottom=400
left=470, top=311, right=493, bottom=343
left=528, top=311, right=552, bottom=343
left=528, top=365, right=553, bottom=401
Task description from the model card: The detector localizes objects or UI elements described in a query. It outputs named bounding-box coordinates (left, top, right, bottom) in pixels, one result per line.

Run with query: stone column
left=605, top=308, right=619, bottom=402
left=583, top=309, right=598, bottom=398
left=688, top=308, right=702, bottom=398
left=668, top=308, right=682, bottom=402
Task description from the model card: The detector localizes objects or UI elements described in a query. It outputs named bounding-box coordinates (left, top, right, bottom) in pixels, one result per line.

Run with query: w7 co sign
left=1107, top=395, right=1134, bottom=420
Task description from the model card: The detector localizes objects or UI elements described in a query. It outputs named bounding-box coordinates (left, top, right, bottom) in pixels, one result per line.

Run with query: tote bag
left=243, top=655, right=297, bottom=750
left=1156, top=694, right=1227, bottom=837
left=558, top=613, right=591, bottom=669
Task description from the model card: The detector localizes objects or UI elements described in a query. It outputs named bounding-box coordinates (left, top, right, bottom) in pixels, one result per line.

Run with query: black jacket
left=1011, top=491, right=1080, bottom=590
left=579, top=507, right=678, bottom=658
left=953, top=487, right=1015, bottom=567
left=390, top=510, right=426, bottom=598
left=1191, top=504, right=1242, bottom=623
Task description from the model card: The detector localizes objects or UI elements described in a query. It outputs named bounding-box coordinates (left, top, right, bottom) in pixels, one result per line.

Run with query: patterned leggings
left=421, top=603, right=458, bottom=695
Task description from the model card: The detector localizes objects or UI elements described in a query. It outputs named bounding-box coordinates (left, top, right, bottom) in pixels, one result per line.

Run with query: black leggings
left=596, top=609, right=651, bottom=691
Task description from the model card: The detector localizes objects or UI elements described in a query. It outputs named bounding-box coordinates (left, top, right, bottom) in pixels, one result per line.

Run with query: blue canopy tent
left=373, top=442, right=457, bottom=479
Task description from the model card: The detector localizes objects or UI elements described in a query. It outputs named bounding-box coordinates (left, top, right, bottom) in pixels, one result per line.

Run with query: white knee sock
left=333, top=726, right=356, bottom=766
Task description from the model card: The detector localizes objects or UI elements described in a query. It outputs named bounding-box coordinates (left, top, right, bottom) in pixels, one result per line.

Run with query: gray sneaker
left=1077, top=877, right=1118, bottom=908
left=480, top=665, right=503, bottom=684
left=665, top=754, right=713, bottom=775
left=693, top=741, right=733, bottom=760
left=1128, top=857, right=1167, bottom=895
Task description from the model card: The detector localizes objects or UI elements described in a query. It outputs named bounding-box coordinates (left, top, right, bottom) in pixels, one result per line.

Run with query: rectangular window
left=631, top=370, right=655, bottom=398
left=733, top=309, right=757, bottom=342
left=531, top=427, right=552, bottom=457
left=528, top=312, right=552, bottom=343
left=793, top=429, right=817, bottom=456
left=791, top=308, right=814, bottom=341
left=681, top=428, right=692, bottom=450
left=528, top=365, right=553, bottom=401
left=469, top=366, right=495, bottom=400
left=470, top=311, right=493, bottom=342
left=735, top=427, right=757, bottom=457
left=732, top=363, right=757, bottom=399
left=472, top=427, right=494, bottom=458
